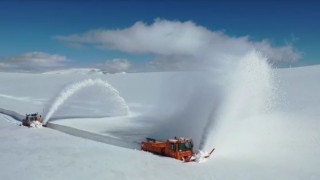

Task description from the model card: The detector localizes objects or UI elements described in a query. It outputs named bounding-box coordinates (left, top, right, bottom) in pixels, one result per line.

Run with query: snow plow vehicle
left=141, top=137, right=215, bottom=162
left=22, top=113, right=43, bottom=128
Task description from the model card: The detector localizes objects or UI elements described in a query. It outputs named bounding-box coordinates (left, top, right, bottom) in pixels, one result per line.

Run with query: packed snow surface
left=1, top=52, right=320, bottom=179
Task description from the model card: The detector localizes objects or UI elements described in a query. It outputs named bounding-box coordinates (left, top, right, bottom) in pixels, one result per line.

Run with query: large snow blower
left=22, top=113, right=43, bottom=128
left=141, top=137, right=215, bottom=162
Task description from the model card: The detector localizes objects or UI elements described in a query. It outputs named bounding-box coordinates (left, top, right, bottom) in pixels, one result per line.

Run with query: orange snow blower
left=141, top=137, right=215, bottom=162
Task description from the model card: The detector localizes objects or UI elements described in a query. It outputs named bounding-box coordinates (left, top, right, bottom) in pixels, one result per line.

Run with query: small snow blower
left=22, top=113, right=43, bottom=128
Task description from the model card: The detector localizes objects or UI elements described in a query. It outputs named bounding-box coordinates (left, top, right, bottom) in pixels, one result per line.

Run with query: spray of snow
left=30, top=121, right=43, bottom=128
left=201, top=50, right=277, bottom=154
left=194, top=150, right=210, bottom=163
left=43, top=79, right=129, bottom=124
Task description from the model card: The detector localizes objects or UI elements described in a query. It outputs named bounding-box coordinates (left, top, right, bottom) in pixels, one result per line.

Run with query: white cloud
left=57, top=19, right=301, bottom=71
left=97, top=58, right=132, bottom=73
left=56, top=20, right=217, bottom=57
left=0, top=52, right=68, bottom=72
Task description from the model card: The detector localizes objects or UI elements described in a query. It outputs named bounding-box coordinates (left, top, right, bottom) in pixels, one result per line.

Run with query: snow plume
left=43, top=79, right=129, bottom=124
left=218, top=51, right=276, bottom=120
left=201, top=50, right=277, bottom=154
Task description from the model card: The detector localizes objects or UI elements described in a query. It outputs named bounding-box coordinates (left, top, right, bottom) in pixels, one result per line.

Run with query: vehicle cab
left=22, top=113, right=43, bottom=127
left=166, top=138, right=194, bottom=161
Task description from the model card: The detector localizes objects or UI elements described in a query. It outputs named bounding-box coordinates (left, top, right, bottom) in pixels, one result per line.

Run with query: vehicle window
left=171, top=143, right=176, bottom=151
left=178, top=142, right=193, bottom=151
left=185, top=142, right=193, bottom=149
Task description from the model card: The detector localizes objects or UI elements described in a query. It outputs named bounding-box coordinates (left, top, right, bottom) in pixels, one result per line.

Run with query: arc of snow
left=43, top=79, right=129, bottom=124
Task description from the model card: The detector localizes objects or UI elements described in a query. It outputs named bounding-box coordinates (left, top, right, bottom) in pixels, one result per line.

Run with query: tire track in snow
left=46, top=122, right=139, bottom=149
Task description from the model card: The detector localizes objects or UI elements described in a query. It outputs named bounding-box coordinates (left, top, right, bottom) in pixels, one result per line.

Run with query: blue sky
left=0, top=0, right=319, bottom=71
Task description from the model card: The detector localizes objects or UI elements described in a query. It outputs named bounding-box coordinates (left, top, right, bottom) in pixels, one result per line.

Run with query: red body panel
left=141, top=138, right=194, bottom=161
